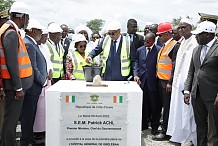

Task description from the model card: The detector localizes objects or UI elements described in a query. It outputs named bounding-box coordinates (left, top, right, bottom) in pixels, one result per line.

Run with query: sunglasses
left=79, top=31, right=88, bottom=35
left=159, top=32, right=168, bottom=37
left=178, top=26, right=187, bottom=30
left=144, top=40, right=150, bottom=43
left=108, top=31, right=117, bottom=36
left=79, top=45, right=86, bottom=48
left=93, top=37, right=99, bottom=39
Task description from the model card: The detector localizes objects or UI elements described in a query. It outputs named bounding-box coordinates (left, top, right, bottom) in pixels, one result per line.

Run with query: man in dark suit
left=126, top=19, right=144, bottom=55
left=86, top=20, right=133, bottom=81
left=61, top=24, right=71, bottom=74
left=126, top=19, right=144, bottom=80
left=0, top=2, right=33, bottom=146
left=20, top=19, right=47, bottom=146
left=133, top=32, right=160, bottom=135
left=184, top=21, right=218, bottom=146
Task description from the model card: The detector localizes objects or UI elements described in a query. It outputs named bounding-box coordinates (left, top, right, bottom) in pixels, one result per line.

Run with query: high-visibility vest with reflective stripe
left=157, top=40, right=177, bottom=80
left=0, top=23, right=32, bottom=79
left=101, top=35, right=130, bottom=76
left=71, top=50, right=91, bottom=80
left=46, top=40, right=64, bottom=78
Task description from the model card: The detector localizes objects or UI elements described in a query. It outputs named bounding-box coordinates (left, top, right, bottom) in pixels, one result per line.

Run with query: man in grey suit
left=20, top=19, right=47, bottom=146
left=0, top=8, right=8, bottom=144
left=0, top=2, right=33, bottom=146
left=184, top=21, right=218, bottom=146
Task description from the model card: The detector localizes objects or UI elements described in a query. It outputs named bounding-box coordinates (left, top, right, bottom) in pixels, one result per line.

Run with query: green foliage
left=0, top=0, right=13, bottom=11
left=171, top=16, right=182, bottom=27
left=86, top=19, right=105, bottom=33
left=171, top=16, right=196, bottom=30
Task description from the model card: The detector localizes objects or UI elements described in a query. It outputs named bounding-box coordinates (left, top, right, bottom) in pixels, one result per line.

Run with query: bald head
left=144, top=32, right=155, bottom=47
left=61, top=24, right=69, bottom=38
left=149, top=24, right=158, bottom=35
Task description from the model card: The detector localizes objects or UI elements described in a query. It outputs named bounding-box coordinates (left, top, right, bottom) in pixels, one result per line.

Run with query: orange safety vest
left=0, top=23, right=32, bottom=79
left=157, top=40, right=177, bottom=80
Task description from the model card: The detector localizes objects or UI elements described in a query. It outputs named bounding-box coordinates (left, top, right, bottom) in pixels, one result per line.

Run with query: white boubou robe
left=167, top=35, right=198, bottom=145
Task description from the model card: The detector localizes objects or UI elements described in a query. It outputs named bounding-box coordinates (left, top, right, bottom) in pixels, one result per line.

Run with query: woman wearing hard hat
left=63, top=34, right=92, bottom=80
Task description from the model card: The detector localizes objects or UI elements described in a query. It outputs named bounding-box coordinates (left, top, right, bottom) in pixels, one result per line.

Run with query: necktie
left=61, top=39, right=64, bottom=46
left=55, top=43, right=60, bottom=55
left=146, top=47, right=151, bottom=57
left=200, top=45, right=207, bottom=64
left=129, top=34, right=134, bottom=42
left=147, top=47, right=151, bottom=52
left=113, top=41, right=117, bottom=59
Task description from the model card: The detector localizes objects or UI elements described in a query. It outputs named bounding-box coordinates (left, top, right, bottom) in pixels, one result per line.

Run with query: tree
left=171, top=16, right=196, bottom=30
left=0, top=0, right=13, bottom=11
left=86, top=19, right=105, bottom=33
left=171, top=16, right=182, bottom=27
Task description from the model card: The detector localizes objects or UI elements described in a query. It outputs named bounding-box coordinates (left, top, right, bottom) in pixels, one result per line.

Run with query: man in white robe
left=167, top=18, right=198, bottom=146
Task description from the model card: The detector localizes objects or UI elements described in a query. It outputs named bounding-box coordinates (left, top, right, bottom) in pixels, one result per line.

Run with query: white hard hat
left=26, top=19, right=43, bottom=30
left=107, top=20, right=121, bottom=31
left=74, top=34, right=87, bottom=43
left=75, top=25, right=92, bottom=39
left=47, top=23, right=62, bottom=33
left=192, top=21, right=216, bottom=35
left=10, top=1, right=29, bottom=15
left=180, top=18, right=192, bottom=25
left=41, top=26, right=48, bottom=34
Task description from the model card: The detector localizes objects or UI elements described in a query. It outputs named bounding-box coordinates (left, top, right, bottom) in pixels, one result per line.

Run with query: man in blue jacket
left=132, top=32, right=161, bottom=135
left=20, top=19, right=47, bottom=146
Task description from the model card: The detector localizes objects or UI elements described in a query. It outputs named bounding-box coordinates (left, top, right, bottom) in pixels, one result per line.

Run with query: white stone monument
left=46, top=80, right=142, bottom=146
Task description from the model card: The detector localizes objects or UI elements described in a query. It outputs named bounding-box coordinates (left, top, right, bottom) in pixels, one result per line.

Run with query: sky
left=16, top=0, right=218, bottom=32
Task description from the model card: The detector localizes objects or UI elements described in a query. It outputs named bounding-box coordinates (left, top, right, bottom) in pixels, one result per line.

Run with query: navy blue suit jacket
left=24, top=36, right=47, bottom=96
left=89, top=35, right=134, bottom=81
left=133, top=44, right=160, bottom=91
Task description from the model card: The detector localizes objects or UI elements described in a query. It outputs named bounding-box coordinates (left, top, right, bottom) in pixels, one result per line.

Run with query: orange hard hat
left=156, top=22, right=173, bottom=35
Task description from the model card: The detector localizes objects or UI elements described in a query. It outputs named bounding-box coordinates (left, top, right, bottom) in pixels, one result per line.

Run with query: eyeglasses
left=79, top=45, right=86, bottom=48
left=178, top=26, right=187, bottom=30
left=159, top=32, right=168, bottom=37
left=144, top=40, right=150, bottom=43
left=108, top=31, right=117, bottom=36
left=79, top=31, right=88, bottom=35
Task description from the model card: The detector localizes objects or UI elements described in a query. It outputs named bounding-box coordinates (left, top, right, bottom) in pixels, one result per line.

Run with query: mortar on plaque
left=83, top=65, right=107, bottom=87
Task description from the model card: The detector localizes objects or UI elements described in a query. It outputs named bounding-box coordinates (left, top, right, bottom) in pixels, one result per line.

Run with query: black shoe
left=152, top=132, right=170, bottom=141
left=151, top=129, right=158, bottom=135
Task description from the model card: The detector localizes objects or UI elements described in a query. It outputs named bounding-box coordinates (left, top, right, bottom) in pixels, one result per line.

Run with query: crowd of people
left=0, top=1, right=218, bottom=146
